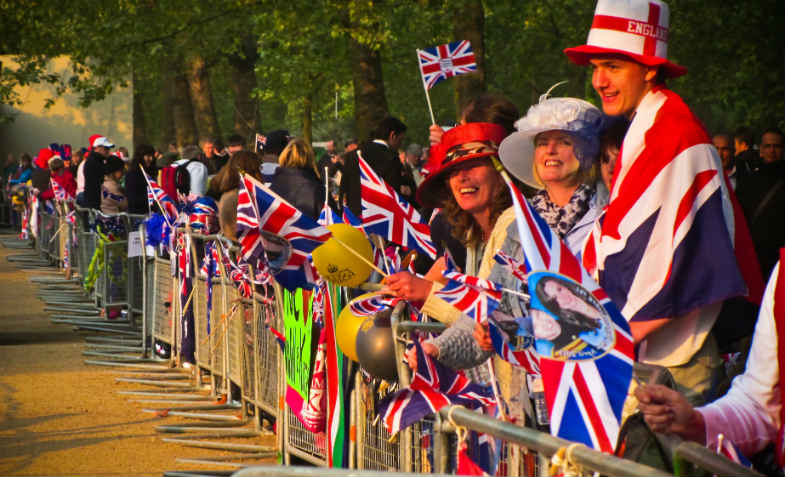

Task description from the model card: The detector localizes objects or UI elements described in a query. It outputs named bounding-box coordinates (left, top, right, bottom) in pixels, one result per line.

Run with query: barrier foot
left=75, top=326, right=140, bottom=336
left=155, top=421, right=249, bottom=431
left=114, top=371, right=190, bottom=379
left=85, top=336, right=143, bottom=345
left=82, top=352, right=156, bottom=361
left=118, top=391, right=212, bottom=399
left=163, top=471, right=235, bottom=477
left=156, top=426, right=259, bottom=436
left=161, top=438, right=273, bottom=453
left=142, top=403, right=240, bottom=413
left=116, top=378, right=195, bottom=387
left=177, top=453, right=274, bottom=461
left=45, top=307, right=100, bottom=315
left=86, top=344, right=143, bottom=353
left=173, top=459, right=245, bottom=469
left=86, top=360, right=169, bottom=369
left=155, top=411, right=244, bottom=422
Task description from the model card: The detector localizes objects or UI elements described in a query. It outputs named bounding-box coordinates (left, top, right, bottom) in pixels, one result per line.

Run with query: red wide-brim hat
left=416, top=122, right=508, bottom=209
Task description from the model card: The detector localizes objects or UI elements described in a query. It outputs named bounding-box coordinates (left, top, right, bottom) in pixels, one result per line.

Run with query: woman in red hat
left=383, top=122, right=516, bottom=371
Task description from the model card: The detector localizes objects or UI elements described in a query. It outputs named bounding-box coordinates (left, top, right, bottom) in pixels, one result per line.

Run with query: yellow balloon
left=313, top=223, right=373, bottom=287
left=336, top=292, right=381, bottom=362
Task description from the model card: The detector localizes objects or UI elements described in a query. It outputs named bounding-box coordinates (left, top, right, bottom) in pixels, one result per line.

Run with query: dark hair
left=212, top=138, right=225, bottom=150
left=370, top=116, right=407, bottom=141
left=209, top=150, right=263, bottom=196
left=761, top=128, right=784, bottom=142
left=131, top=144, right=157, bottom=175
left=20, top=153, right=32, bottom=167
left=461, top=94, right=520, bottom=135
left=344, top=139, right=358, bottom=149
left=534, top=275, right=601, bottom=332
left=103, top=155, right=125, bottom=175
left=600, top=117, right=629, bottom=154
left=227, top=134, right=244, bottom=147
left=733, top=127, right=754, bottom=147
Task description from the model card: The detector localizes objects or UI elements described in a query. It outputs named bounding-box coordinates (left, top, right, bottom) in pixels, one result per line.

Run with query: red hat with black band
left=564, top=0, right=687, bottom=78
left=416, top=122, right=508, bottom=209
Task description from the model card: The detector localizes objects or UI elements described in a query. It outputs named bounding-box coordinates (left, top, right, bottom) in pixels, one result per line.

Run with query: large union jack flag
left=377, top=339, right=495, bottom=435
left=237, top=173, right=331, bottom=291
left=498, top=165, right=634, bottom=453
left=358, top=152, right=436, bottom=259
left=418, top=40, right=477, bottom=90
left=582, top=87, right=748, bottom=322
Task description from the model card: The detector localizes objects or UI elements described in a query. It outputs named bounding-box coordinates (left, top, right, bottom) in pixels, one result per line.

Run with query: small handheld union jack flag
left=417, top=40, right=477, bottom=90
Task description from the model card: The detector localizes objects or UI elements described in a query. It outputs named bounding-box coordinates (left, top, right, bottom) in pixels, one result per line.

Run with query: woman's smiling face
left=534, top=130, right=580, bottom=187
left=447, top=158, right=501, bottom=215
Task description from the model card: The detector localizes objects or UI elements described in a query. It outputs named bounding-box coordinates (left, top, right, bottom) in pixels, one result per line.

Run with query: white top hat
left=564, top=0, right=686, bottom=78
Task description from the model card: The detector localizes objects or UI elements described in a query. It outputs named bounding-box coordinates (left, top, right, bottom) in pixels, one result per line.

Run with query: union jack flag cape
left=237, top=173, right=331, bottom=291
left=377, top=339, right=495, bottom=435
left=417, top=40, right=477, bottom=90
left=498, top=164, right=634, bottom=453
left=582, top=87, right=748, bottom=322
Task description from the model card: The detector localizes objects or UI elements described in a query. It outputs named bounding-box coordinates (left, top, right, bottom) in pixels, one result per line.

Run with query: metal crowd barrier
left=24, top=202, right=764, bottom=477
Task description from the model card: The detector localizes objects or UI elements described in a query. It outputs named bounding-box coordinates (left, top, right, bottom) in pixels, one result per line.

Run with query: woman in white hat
left=498, top=96, right=609, bottom=255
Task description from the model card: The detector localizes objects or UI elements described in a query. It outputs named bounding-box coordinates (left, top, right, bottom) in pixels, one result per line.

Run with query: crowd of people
left=1, top=0, right=783, bottom=473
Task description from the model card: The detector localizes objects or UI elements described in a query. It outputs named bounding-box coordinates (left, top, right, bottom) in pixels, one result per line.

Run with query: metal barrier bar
left=438, top=405, right=671, bottom=477
left=656, top=433, right=764, bottom=477
left=234, top=465, right=454, bottom=477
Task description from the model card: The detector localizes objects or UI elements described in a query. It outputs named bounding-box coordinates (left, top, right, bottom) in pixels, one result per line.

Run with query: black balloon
left=355, top=309, right=397, bottom=381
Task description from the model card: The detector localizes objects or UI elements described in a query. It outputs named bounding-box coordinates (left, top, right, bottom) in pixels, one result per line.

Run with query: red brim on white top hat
left=564, top=44, right=687, bottom=78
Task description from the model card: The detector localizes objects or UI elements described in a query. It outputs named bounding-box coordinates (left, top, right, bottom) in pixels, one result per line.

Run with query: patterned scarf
left=529, top=183, right=593, bottom=240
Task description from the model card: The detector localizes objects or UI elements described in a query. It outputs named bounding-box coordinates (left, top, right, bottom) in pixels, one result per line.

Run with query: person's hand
left=635, top=384, right=706, bottom=443
left=382, top=272, right=432, bottom=302
left=429, top=124, right=444, bottom=146
left=473, top=322, right=493, bottom=351
left=405, top=342, right=438, bottom=370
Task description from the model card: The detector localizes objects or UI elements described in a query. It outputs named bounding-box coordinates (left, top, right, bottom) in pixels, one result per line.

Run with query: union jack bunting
left=358, top=152, right=436, bottom=259
left=493, top=250, right=530, bottom=283
left=237, top=173, right=331, bottom=291
left=377, top=339, right=495, bottom=435
left=50, top=179, right=73, bottom=202
left=487, top=318, right=540, bottom=375
left=434, top=252, right=502, bottom=323
left=349, top=293, right=398, bottom=317
left=342, top=206, right=362, bottom=227
left=143, top=172, right=179, bottom=223
left=499, top=171, right=634, bottom=453
left=417, top=40, right=477, bottom=90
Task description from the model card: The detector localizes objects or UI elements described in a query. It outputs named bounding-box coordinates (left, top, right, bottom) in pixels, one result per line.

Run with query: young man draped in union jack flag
left=564, top=0, right=763, bottom=406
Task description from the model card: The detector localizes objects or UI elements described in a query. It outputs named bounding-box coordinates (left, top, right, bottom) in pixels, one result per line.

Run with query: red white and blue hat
left=564, top=0, right=686, bottom=78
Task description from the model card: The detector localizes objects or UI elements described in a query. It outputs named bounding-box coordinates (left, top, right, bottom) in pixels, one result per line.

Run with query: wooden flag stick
left=416, top=49, right=436, bottom=125
left=330, top=234, right=388, bottom=278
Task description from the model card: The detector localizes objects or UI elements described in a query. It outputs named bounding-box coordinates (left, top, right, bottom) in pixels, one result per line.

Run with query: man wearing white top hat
left=564, top=0, right=763, bottom=405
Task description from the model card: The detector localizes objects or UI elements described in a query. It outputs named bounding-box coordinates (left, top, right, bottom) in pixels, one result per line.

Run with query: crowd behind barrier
left=5, top=189, right=765, bottom=477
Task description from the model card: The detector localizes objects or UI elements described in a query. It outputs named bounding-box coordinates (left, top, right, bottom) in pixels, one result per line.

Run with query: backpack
left=160, top=160, right=194, bottom=199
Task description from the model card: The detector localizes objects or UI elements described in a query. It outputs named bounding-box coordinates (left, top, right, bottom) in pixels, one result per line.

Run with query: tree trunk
left=158, top=57, right=176, bottom=150
left=186, top=54, right=220, bottom=145
left=302, top=94, right=313, bottom=145
left=172, top=61, right=198, bottom=148
left=131, top=70, right=147, bottom=149
left=229, top=34, right=260, bottom=144
left=349, top=39, right=388, bottom=142
left=452, top=0, right=486, bottom=115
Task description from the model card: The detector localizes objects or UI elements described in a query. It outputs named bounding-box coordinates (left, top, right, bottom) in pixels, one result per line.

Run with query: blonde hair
left=278, top=138, right=319, bottom=177
left=531, top=134, right=598, bottom=189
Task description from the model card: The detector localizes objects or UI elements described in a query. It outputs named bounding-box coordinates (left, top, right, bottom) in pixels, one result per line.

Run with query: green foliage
left=0, top=0, right=783, bottom=142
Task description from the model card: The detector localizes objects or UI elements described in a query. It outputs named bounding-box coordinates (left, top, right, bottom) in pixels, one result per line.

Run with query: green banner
left=282, top=287, right=313, bottom=401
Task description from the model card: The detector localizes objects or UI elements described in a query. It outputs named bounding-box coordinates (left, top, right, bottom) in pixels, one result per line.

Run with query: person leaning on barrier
left=49, top=155, right=77, bottom=199
left=269, top=137, right=325, bottom=220
left=207, top=150, right=263, bottom=240
left=100, top=155, right=128, bottom=215
left=636, top=249, right=785, bottom=473
left=382, top=122, right=516, bottom=383
left=124, top=144, right=157, bottom=215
